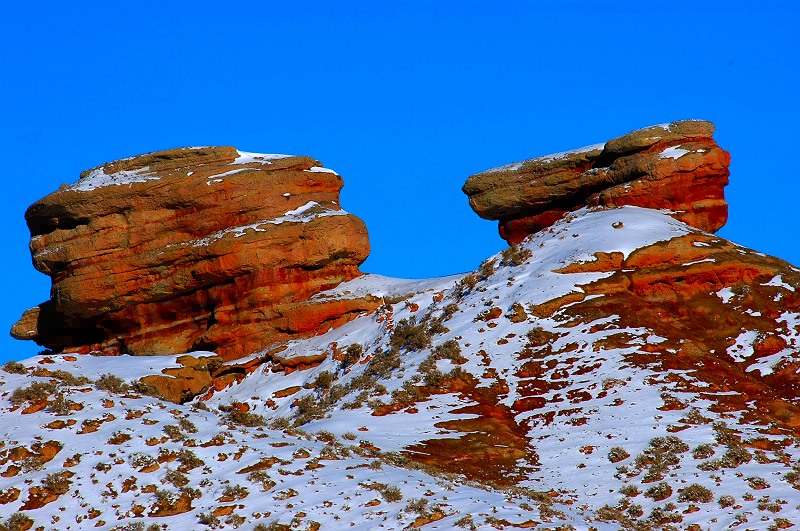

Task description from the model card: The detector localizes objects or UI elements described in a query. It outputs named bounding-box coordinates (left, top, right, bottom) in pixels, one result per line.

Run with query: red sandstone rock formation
left=462, top=120, right=730, bottom=244
left=12, top=146, right=378, bottom=360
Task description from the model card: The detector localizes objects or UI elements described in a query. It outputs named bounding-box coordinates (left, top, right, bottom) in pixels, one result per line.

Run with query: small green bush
left=9, top=381, right=57, bottom=405
left=95, top=373, right=130, bottom=394
left=41, top=472, right=71, bottom=495
left=227, top=409, right=267, bottom=427
left=500, top=245, right=532, bottom=266
left=718, top=494, right=736, bottom=508
left=2, top=361, right=26, bottom=374
left=608, top=447, right=630, bottom=463
left=678, top=483, right=713, bottom=503
left=644, top=482, right=673, bottom=501
left=389, top=318, right=430, bottom=352
left=49, top=370, right=91, bottom=386
left=310, top=370, right=334, bottom=390
left=343, top=344, right=363, bottom=366
left=692, top=443, right=715, bottom=460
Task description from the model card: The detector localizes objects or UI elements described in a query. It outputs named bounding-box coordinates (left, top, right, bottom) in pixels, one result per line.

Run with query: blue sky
left=1, top=1, right=798, bottom=363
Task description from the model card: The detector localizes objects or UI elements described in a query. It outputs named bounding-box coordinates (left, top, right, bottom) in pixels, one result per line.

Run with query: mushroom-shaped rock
left=13, top=146, right=377, bottom=360
left=463, top=120, right=730, bottom=244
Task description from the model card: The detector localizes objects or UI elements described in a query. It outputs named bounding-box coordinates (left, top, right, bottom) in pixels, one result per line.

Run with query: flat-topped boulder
left=463, top=120, right=730, bottom=243
left=13, top=146, right=377, bottom=360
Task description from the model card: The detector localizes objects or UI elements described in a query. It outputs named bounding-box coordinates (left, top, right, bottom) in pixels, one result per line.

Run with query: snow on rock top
left=66, top=165, right=162, bottom=191
left=16, top=145, right=373, bottom=361
left=463, top=119, right=729, bottom=244
left=480, top=142, right=606, bottom=174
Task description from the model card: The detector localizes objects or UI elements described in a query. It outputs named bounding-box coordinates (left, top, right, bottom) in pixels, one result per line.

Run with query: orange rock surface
left=462, top=120, right=730, bottom=244
left=12, top=147, right=377, bottom=360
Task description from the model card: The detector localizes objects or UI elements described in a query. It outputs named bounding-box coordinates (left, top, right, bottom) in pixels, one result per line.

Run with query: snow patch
left=68, top=166, right=161, bottom=192
left=191, top=201, right=348, bottom=247
left=659, top=146, right=690, bottom=160
left=763, top=274, right=795, bottom=292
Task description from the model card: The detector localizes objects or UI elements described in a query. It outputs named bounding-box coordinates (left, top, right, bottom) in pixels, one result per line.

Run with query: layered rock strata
left=12, top=147, right=377, bottom=360
left=462, top=120, right=730, bottom=243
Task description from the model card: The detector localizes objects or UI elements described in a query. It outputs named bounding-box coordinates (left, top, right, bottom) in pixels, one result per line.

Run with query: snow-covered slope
left=2, top=206, right=800, bottom=530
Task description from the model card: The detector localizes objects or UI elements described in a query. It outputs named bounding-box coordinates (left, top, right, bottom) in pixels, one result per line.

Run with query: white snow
left=231, top=150, right=294, bottom=164
left=304, top=166, right=339, bottom=175
left=716, top=286, right=735, bottom=304
left=68, top=165, right=161, bottom=192
left=658, top=145, right=691, bottom=160
left=480, top=142, right=605, bottom=173
left=763, top=274, right=795, bottom=292
left=191, top=201, right=348, bottom=247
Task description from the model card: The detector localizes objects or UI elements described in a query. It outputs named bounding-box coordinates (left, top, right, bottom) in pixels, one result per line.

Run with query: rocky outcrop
left=463, top=120, right=730, bottom=243
left=13, top=147, right=378, bottom=360
left=530, top=228, right=800, bottom=431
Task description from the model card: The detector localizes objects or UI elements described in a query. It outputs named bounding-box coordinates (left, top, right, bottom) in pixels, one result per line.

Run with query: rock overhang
left=463, top=120, right=730, bottom=244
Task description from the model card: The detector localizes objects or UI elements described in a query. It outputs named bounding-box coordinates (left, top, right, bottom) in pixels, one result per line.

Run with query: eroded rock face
left=463, top=120, right=730, bottom=243
left=530, top=230, right=800, bottom=432
left=13, top=147, right=377, bottom=360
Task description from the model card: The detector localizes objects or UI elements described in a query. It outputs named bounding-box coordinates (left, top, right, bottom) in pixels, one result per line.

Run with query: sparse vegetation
left=130, top=379, right=163, bottom=398
left=221, top=484, right=249, bottom=500
left=389, top=317, right=431, bottom=352
left=692, top=443, right=715, bottom=460
left=678, top=483, right=714, bottom=503
left=226, top=409, right=267, bottom=427
left=718, top=494, right=736, bottom=508
left=9, top=380, right=57, bottom=405
left=441, top=303, right=459, bottom=321
left=342, top=344, right=363, bottom=367
left=46, top=393, right=79, bottom=415
left=365, top=481, right=403, bottom=502
left=48, top=369, right=91, bottom=386
left=310, top=370, right=334, bottom=390
left=418, top=339, right=465, bottom=374
left=129, top=452, right=157, bottom=470
left=2, top=361, right=26, bottom=374
left=1, top=513, right=34, bottom=531
left=163, top=468, right=189, bottom=487
left=608, top=447, right=630, bottom=463
left=644, top=482, right=673, bottom=501
left=247, top=470, right=276, bottom=491
left=41, top=472, right=71, bottom=495
left=633, top=436, right=689, bottom=482
left=95, top=373, right=130, bottom=394
left=500, top=244, right=532, bottom=266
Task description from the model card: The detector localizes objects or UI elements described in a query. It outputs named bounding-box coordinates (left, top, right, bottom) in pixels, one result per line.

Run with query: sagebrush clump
left=9, top=381, right=57, bottom=405
left=95, top=373, right=130, bottom=394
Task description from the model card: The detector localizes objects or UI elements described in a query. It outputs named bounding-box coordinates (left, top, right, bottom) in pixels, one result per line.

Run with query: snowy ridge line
left=480, top=142, right=606, bottom=174
left=67, top=165, right=161, bottom=192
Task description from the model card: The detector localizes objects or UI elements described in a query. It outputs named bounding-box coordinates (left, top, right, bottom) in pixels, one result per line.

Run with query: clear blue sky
left=1, top=1, right=798, bottom=364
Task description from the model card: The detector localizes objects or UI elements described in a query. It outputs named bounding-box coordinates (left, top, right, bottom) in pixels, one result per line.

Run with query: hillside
left=3, top=204, right=800, bottom=529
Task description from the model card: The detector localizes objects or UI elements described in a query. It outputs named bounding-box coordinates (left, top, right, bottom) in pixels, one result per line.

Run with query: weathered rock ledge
left=463, top=120, right=730, bottom=243
left=12, top=146, right=378, bottom=360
